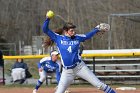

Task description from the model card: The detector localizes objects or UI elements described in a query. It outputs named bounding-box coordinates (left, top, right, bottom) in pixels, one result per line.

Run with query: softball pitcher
left=43, top=10, right=116, bottom=93
left=33, top=50, right=61, bottom=93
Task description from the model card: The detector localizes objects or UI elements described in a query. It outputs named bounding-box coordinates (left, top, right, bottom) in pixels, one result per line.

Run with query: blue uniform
left=43, top=18, right=116, bottom=93
left=34, top=57, right=61, bottom=91
left=43, top=18, right=99, bottom=67
left=37, top=57, right=61, bottom=83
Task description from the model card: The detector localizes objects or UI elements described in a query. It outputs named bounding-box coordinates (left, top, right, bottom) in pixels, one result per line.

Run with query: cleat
left=64, top=89, right=71, bottom=93
left=33, top=89, right=37, bottom=93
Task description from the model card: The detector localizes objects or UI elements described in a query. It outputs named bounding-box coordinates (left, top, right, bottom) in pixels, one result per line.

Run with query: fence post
left=92, top=57, right=95, bottom=74
left=0, top=51, right=5, bottom=85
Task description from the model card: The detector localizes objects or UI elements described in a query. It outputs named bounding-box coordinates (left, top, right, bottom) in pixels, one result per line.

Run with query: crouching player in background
left=33, top=50, right=61, bottom=93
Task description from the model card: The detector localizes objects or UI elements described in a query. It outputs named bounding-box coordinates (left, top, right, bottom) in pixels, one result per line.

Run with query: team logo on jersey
left=45, top=64, right=55, bottom=70
left=61, top=40, right=79, bottom=45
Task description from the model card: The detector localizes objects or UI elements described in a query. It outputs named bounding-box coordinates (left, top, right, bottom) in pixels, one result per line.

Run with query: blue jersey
left=38, top=57, right=61, bottom=83
left=43, top=18, right=99, bottom=67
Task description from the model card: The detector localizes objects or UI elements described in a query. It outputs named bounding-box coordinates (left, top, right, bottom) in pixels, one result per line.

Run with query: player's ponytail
left=42, top=28, right=63, bottom=48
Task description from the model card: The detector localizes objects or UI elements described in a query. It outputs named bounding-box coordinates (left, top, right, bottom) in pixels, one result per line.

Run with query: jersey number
left=67, top=46, right=72, bottom=53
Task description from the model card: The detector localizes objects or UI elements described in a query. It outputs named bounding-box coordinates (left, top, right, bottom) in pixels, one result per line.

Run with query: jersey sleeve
left=37, top=61, right=46, bottom=69
left=38, top=57, right=51, bottom=70
left=42, top=18, right=58, bottom=41
left=37, top=62, right=42, bottom=69
left=77, top=28, right=99, bottom=42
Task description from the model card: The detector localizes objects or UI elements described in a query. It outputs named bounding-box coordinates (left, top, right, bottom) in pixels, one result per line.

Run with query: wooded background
left=0, top=0, right=140, bottom=53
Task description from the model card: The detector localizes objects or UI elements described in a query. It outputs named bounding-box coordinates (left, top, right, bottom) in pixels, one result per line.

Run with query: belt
left=63, top=61, right=81, bottom=69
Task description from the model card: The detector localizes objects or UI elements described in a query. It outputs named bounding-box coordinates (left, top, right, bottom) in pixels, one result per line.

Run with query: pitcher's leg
left=77, top=65, right=116, bottom=93
left=55, top=69, right=75, bottom=93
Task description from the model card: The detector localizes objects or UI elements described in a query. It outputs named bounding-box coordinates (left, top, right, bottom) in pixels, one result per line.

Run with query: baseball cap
left=50, top=50, right=59, bottom=56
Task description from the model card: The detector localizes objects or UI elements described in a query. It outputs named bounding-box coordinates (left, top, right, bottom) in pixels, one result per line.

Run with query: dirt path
left=0, top=87, right=140, bottom=93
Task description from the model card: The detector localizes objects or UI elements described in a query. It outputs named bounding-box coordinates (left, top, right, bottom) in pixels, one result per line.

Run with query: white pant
left=11, top=68, right=25, bottom=82
left=38, top=70, right=47, bottom=82
left=55, top=61, right=107, bottom=93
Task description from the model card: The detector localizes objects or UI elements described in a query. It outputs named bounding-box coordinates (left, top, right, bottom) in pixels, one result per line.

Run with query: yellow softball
left=46, top=10, right=55, bottom=18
